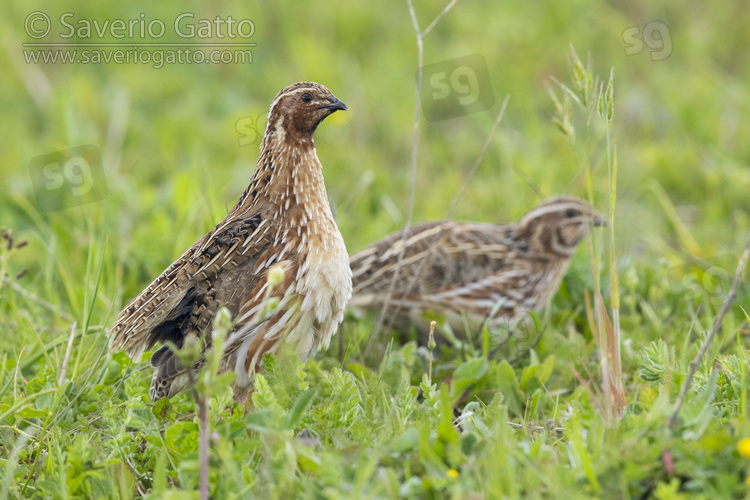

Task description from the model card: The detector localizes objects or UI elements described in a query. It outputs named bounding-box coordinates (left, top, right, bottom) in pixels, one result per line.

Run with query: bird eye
left=564, top=209, right=577, bottom=218
left=301, top=93, right=313, bottom=103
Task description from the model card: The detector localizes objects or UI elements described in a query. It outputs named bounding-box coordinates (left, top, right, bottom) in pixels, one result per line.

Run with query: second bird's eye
left=564, top=209, right=577, bottom=218
left=301, top=93, right=313, bottom=103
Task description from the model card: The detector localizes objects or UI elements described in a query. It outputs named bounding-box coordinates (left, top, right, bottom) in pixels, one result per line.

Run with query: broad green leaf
left=284, top=388, right=317, bottom=430
left=450, top=357, right=488, bottom=401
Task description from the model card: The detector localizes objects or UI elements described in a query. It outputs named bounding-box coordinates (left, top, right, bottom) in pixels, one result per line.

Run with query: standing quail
left=110, top=82, right=352, bottom=401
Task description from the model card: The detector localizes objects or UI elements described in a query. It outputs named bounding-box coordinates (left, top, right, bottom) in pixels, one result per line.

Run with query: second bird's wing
left=350, top=221, right=521, bottom=304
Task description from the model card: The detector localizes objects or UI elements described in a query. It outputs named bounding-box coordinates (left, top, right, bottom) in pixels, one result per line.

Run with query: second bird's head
left=265, top=82, right=347, bottom=141
left=516, top=196, right=608, bottom=257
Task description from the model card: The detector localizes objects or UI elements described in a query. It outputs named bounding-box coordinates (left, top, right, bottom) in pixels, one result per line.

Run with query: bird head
left=265, top=82, right=347, bottom=141
left=516, top=196, right=607, bottom=257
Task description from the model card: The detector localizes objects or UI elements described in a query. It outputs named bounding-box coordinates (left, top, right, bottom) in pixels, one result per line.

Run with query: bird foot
left=234, top=390, right=255, bottom=416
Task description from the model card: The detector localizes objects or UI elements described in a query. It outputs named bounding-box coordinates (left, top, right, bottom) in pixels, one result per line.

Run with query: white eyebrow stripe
left=522, top=202, right=580, bottom=219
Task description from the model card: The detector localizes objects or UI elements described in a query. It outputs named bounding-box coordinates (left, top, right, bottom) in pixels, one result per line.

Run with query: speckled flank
left=348, top=196, right=605, bottom=335
left=109, top=82, right=352, bottom=401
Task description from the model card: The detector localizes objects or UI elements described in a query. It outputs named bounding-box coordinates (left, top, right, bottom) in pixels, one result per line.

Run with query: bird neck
left=513, top=221, right=573, bottom=260
left=234, top=136, right=335, bottom=237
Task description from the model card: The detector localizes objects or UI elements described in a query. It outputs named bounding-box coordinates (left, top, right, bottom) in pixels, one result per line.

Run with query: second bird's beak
left=591, top=210, right=608, bottom=227
left=320, top=97, right=348, bottom=112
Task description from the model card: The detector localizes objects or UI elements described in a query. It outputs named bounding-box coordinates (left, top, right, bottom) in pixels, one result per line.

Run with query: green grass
left=3, top=0, right=750, bottom=498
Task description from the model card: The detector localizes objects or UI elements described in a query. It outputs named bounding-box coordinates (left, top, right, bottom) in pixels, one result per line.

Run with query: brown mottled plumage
left=349, top=197, right=606, bottom=338
left=110, top=82, right=352, bottom=401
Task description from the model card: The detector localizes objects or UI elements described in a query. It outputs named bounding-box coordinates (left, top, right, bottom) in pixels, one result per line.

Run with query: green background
left=2, top=0, right=750, bottom=498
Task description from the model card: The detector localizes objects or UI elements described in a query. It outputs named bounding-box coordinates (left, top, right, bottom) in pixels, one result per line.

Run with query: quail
left=349, top=196, right=606, bottom=341
left=110, top=82, right=352, bottom=401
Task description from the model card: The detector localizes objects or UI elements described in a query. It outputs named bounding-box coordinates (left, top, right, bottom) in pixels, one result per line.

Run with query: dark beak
left=319, top=97, right=348, bottom=112
left=592, top=211, right=608, bottom=227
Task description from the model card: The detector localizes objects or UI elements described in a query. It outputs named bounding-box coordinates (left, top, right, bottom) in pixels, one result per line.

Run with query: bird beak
left=319, top=97, right=348, bottom=112
left=591, top=210, right=608, bottom=227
